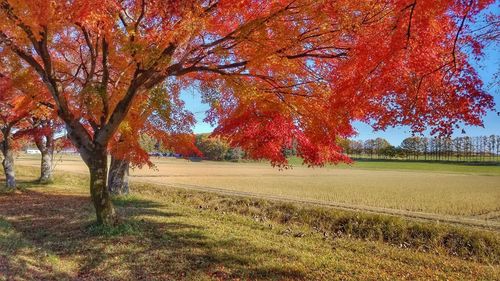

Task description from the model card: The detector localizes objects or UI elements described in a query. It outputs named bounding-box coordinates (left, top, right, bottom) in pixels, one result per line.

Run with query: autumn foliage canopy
left=0, top=0, right=497, bottom=224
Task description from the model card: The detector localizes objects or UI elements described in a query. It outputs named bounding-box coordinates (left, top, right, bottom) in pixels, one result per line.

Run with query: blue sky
left=181, top=17, right=499, bottom=146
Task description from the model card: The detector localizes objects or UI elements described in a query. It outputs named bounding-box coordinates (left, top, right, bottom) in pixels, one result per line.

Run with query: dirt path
left=471, top=210, right=500, bottom=222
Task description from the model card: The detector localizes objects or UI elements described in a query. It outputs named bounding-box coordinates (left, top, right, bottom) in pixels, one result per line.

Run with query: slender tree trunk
left=108, top=156, right=130, bottom=196
left=35, top=134, right=55, bottom=184
left=31, top=122, right=57, bottom=183
left=88, top=149, right=116, bottom=225
left=1, top=138, right=16, bottom=190
left=39, top=149, right=53, bottom=183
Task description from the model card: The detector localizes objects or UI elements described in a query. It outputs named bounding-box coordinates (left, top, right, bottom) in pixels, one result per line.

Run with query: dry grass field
left=16, top=154, right=500, bottom=223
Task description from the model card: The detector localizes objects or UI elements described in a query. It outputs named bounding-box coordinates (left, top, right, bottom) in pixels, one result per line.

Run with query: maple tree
left=0, top=0, right=496, bottom=225
left=0, top=53, right=52, bottom=189
left=0, top=74, right=27, bottom=189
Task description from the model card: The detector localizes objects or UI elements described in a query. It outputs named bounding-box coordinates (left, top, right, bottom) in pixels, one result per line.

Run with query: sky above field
left=181, top=8, right=500, bottom=146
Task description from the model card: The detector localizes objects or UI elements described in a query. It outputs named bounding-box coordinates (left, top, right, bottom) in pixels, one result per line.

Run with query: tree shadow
left=0, top=189, right=306, bottom=280
left=0, top=178, right=43, bottom=191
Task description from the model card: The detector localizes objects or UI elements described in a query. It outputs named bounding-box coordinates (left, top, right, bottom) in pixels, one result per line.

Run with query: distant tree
left=374, top=138, right=391, bottom=157
left=364, top=139, right=376, bottom=159
left=463, top=137, right=473, bottom=161
left=453, top=137, right=463, bottom=161
left=443, top=138, right=452, bottom=161
left=226, top=147, right=245, bottom=162
left=401, top=137, right=423, bottom=160
left=350, top=140, right=364, bottom=156
left=497, top=136, right=500, bottom=160
left=421, top=137, right=429, bottom=160
left=488, top=135, right=496, bottom=161
left=337, top=138, right=351, bottom=155
left=480, top=136, right=488, bottom=161
left=196, top=134, right=230, bottom=161
left=380, top=145, right=397, bottom=159
left=435, top=138, right=442, bottom=160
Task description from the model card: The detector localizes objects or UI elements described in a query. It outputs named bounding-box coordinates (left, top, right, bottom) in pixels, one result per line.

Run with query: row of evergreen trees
left=340, top=135, right=500, bottom=162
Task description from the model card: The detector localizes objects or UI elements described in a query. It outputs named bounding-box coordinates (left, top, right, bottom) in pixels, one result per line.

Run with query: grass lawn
left=0, top=167, right=499, bottom=280
left=287, top=156, right=500, bottom=174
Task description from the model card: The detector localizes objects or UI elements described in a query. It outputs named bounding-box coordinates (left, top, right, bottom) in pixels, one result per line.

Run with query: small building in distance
left=25, top=148, right=41, bottom=154
left=59, top=148, right=78, bottom=154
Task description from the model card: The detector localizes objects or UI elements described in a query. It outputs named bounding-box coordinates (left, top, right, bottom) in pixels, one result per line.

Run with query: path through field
left=17, top=155, right=500, bottom=229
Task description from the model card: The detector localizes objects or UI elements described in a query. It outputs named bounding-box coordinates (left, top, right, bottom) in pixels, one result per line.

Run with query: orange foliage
left=0, top=0, right=496, bottom=167
left=109, top=83, right=200, bottom=167
left=0, top=51, right=53, bottom=147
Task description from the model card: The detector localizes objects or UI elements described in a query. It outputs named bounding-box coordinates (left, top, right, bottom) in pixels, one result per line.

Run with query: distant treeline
left=139, top=133, right=245, bottom=161
left=340, top=135, right=500, bottom=162
left=142, top=133, right=500, bottom=163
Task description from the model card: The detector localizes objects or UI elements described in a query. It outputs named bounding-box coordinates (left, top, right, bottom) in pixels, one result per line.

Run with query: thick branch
left=95, top=41, right=178, bottom=145
left=101, top=37, right=110, bottom=125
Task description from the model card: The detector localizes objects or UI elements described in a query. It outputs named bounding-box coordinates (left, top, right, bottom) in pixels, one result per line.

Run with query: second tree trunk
left=108, top=156, right=130, bottom=195
left=34, top=133, right=55, bottom=184
left=39, top=149, right=53, bottom=183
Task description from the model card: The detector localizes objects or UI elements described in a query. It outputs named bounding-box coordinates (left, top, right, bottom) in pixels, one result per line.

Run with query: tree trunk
left=39, top=149, right=53, bottom=183
left=1, top=139, right=16, bottom=190
left=35, top=134, right=54, bottom=184
left=88, top=150, right=116, bottom=225
left=108, top=156, right=130, bottom=196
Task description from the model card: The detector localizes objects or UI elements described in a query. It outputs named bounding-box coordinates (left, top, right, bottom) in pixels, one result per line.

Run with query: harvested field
left=16, top=155, right=500, bottom=224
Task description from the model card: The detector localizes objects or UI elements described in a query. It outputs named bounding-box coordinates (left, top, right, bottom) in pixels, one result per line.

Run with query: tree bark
left=108, top=156, right=130, bottom=196
left=35, top=134, right=54, bottom=184
left=39, top=150, right=53, bottom=183
left=1, top=141, right=16, bottom=190
left=88, top=149, right=117, bottom=225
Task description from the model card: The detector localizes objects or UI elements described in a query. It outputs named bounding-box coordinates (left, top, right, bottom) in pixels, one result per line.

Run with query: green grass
left=0, top=167, right=499, bottom=280
left=288, top=156, right=500, bottom=175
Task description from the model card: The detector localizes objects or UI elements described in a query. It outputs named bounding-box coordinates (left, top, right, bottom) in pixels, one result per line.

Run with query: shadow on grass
left=0, top=179, right=44, bottom=192
left=0, top=221, right=76, bottom=281
left=0, top=189, right=306, bottom=280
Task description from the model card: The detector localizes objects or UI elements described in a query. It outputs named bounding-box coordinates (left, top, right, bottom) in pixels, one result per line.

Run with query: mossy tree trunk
left=87, top=148, right=117, bottom=225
